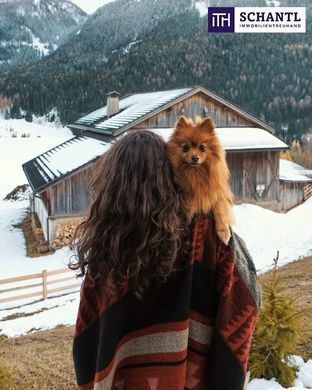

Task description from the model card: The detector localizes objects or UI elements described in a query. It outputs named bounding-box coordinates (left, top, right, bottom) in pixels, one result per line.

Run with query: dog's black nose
left=191, top=155, right=199, bottom=163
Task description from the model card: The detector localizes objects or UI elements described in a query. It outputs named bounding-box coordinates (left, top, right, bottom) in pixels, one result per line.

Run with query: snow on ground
left=0, top=116, right=312, bottom=389
left=24, top=26, right=50, bottom=56
left=233, top=197, right=312, bottom=273
left=0, top=115, right=78, bottom=300
left=0, top=116, right=88, bottom=280
left=0, top=116, right=72, bottom=199
left=248, top=356, right=312, bottom=389
left=279, top=159, right=312, bottom=182
left=122, top=39, right=142, bottom=54
left=0, top=199, right=75, bottom=278
left=0, top=291, right=79, bottom=337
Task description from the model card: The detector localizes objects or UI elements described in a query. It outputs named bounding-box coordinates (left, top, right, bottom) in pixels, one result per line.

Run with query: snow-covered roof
left=152, top=127, right=288, bottom=151
left=70, top=86, right=276, bottom=136
left=23, top=136, right=112, bottom=192
left=74, top=88, right=192, bottom=132
left=24, top=127, right=287, bottom=193
left=279, top=159, right=312, bottom=182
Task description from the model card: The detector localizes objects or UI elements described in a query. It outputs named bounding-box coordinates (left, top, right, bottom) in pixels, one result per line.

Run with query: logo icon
left=207, top=7, right=305, bottom=34
left=208, top=7, right=235, bottom=33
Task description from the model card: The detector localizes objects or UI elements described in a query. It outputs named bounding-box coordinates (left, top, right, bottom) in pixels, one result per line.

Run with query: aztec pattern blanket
left=73, top=213, right=262, bottom=390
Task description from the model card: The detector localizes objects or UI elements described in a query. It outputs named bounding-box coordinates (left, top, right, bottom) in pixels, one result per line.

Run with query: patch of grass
left=1, top=326, right=75, bottom=390
left=0, top=362, right=14, bottom=390
left=0, top=339, right=33, bottom=389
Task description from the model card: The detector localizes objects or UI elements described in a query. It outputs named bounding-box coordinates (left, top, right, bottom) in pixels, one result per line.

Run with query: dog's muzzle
left=191, top=155, right=199, bottom=164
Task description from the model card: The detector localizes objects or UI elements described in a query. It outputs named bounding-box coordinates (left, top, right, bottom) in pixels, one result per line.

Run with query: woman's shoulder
left=190, top=211, right=219, bottom=245
left=190, top=212, right=216, bottom=242
left=188, top=211, right=221, bottom=265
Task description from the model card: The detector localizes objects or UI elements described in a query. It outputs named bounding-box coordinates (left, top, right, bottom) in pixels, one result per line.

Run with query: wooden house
left=279, top=159, right=312, bottom=211
left=23, top=86, right=290, bottom=246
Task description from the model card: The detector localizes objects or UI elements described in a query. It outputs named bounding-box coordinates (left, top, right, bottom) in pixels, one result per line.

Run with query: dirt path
left=1, top=256, right=312, bottom=389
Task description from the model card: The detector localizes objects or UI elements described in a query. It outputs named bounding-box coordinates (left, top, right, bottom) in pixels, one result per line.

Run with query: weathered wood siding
left=34, top=195, right=49, bottom=241
left=279, top=181, right=305, bottom=211
left=45, top=164, right=94, bottom=218
left=227, top=151, right=279, bottom=203
left=304, top=184, right=312, bottom=200
left=137, top=92, right=258, bottom=129
left=42, top=150, right=281, bottom=218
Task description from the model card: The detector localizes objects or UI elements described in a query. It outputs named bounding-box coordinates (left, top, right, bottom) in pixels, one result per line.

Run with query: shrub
left=249, top=251, right=302, bottom=387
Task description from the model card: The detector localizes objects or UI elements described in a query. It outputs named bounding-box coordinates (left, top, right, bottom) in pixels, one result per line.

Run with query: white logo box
left=235, top=7, right=306, bottom=33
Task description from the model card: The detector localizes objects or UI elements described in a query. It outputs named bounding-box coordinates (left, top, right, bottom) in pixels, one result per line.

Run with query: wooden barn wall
left=137, top=92, right=257, bottom=128
left=46, top=164, right=94, bottom=218
left=42, top=150, right=281, bottom=218
left=226, top=151, right=279, bottom=203
left=279, top=181, right=304, bottom=211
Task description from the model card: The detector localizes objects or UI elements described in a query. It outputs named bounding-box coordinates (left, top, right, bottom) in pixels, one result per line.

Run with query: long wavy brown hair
left=69, top=130, right=188, bottom=298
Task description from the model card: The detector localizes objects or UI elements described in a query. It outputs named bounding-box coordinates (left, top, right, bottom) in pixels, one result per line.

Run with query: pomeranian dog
left=167, top=115, right=235, bottom=245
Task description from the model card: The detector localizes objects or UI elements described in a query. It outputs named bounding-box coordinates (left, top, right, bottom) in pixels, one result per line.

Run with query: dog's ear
left=198, top=117, right=215, bottom=133
left=175, top=116, right=189, bottom=130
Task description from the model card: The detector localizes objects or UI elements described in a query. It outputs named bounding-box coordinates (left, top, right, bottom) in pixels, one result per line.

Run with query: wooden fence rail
left=0, top=268, right=81, bottom=305
left=304, top=184, right=312, bottom=201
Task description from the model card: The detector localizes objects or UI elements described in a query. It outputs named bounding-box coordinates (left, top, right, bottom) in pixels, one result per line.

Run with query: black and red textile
left=73, top=213, right=262, bottom=390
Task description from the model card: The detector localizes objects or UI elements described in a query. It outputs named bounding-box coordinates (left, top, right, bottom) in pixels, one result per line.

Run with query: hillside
left=0, top=0, right=87, bottom=71
left=0, top=0, right=311, bottom=141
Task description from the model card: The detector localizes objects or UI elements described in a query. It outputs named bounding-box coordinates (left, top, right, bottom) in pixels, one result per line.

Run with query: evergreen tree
left=4, top=108, right=10, bottom=120
left=10, top=94, right=22, bottom=119
left=25, top=112, right=33, bottom=123
left=249, top=251, right=302, bottom=387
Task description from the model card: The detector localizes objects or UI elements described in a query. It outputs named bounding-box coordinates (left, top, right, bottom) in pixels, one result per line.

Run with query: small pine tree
left=249, top=251, right=302, bottom=387
left=4, top=108, right=10, bottom=120
left=25, top=112, right=33, bottom=123
left=10, top=94, right=22, bottom=119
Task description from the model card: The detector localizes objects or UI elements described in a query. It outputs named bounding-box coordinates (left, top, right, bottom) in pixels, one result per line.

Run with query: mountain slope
left=0, top=0, right=311, bottom=141
left=50, top=0, right=193, bottom=67
left=0, top=0, right=87, bottom=71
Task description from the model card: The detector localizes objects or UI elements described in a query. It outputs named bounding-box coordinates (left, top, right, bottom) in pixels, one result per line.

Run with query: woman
left=70, top=130, right=261, bottom=390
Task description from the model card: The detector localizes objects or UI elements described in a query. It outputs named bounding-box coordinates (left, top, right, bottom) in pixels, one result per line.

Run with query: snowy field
left=0, top=117, right=311, bottom=389
left=0, top=115, right=73, bottom=200
left=233, top=197, right=312, bottom=273
left=0, top=115, right=77, bottom=290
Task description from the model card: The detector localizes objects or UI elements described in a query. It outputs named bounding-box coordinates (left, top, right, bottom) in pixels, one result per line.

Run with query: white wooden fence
left=0, top=268, right=80, bottom=305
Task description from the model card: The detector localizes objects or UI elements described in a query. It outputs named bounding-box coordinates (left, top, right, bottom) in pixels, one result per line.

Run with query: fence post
left=42, top=270, right=48, bottom=300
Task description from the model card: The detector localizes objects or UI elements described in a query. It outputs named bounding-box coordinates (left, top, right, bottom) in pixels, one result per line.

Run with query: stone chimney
left=106, top=91, right=120, bottom=118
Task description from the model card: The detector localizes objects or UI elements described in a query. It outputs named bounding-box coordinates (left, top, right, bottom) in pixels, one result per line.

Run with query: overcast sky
left=71, top=0, right=115, bottom=14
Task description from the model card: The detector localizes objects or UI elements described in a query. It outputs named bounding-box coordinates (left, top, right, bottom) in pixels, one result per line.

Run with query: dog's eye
left=182, top=144, right=190, bottom=152
left=199, top=144, right=206, bottom=152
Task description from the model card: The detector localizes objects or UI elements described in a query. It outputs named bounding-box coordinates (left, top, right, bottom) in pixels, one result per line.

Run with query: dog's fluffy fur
left=167, top=116, right=235, bottom=245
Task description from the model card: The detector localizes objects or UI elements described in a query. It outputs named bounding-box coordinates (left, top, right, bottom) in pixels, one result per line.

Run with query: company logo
left=208, top=7, right=234, bottom=33
left=207, top=7, right=306, bottom=33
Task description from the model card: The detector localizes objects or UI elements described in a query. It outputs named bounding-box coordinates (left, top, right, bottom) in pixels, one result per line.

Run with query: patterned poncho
left=73, top=213, right=262, bottom=390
